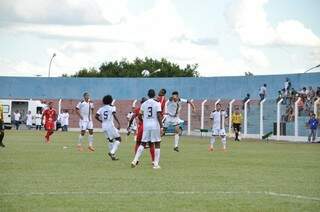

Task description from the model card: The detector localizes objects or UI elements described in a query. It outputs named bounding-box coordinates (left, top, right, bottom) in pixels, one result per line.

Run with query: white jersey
left=259, top=86, right=267, bottom=95
left=96, top=105, right=116, bottom=128
left=26, top=114, right=33, bottom=125
left=35, top=114, right=42, bottom=125
left=166, top=98, right=188, bottom=117
left=210, top=110, right=227, bottom=130
left=76, top=100, right=94, bottom=122
left=60, top=112, right=69, bottom=126
left=127, top=112, right=137, bottom=129
left=141, top=98, right=161, bottom=130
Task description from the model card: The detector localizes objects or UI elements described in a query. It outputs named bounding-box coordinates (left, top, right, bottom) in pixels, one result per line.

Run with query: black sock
left=0, top=131, right=4, bottom=144
left=235, top=132, right=238, bottom=140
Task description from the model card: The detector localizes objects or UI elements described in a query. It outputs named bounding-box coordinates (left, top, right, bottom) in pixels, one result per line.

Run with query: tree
left=66, top=57, right=199, bottom=77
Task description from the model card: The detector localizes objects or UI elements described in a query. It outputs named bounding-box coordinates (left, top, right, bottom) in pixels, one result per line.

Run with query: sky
left=0, top=0, right=319, bottom=77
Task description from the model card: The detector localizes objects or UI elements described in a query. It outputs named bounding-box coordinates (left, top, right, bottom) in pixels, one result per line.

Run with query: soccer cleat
left=153, top=165, right=161, bottom=169
left=131, top=160, right=138, bottom=168
left=77, top=145, right=84, bottom=152
left=173, top=147, right=179, bottom=152
left=88, top=146, right=95, bottom=152
left=108, top=152, right=119, bottom=161
left=0, top=143, right=5, bottom=148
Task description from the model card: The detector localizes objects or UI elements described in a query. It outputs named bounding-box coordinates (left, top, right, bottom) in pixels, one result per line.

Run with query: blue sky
left=0, top=0, right=319, bottom=77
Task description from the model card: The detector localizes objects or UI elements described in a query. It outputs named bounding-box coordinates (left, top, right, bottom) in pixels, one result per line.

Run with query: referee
left=0, top=103, right=5, bottom=147
left=232, top=106, right=242, bottom=141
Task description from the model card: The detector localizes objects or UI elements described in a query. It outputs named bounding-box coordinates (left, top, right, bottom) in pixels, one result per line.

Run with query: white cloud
left=226, top=0, right=320, bottom=47
left=0, top=58, right=45, bottom=76
left=240, top=47, right=269, bottom=68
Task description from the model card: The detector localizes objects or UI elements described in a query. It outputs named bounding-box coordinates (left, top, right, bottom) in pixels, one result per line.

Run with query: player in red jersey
left=41, top=102, right=57, bottom=143
left=127, top=97, right=155, bottom=164
left=157, top=88, right=167, bottom=119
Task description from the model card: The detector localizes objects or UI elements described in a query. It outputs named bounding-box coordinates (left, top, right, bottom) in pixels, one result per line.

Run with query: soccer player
left=157, top=88, right=167, bottom=119
left=209, top=103, right=228, bottom=151
left=41, top=102, right=57, bottom=143
left=95, top=95, right=121, bottom=160
left=76, top=92, right=95, bottom=152
left=232, top=106, right=242, bottom=141
left=164, top=91, right=195, bottom=152
left=0, top=103, right=5, bottom=147
left=126, top=107, right=137, bottom=136
left=127, top=97, right=155, bottom=164
left=131, top=89, right=163, bottom=169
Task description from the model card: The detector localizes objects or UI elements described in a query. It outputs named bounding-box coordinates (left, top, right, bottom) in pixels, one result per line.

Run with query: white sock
left=88, top=135, right=94, bottom=147
left=210, top=137, right=216, bottom=148
left=238, top=132, right=242, bottom=140
left=174, top=134, right=179, bottom=147
left=78, top=135, right=84, bottom=145
left=133, top=145, right=144, bottom=162
left=108, top=141, right=114, bottom=152
left=110, top=140, right=120, bottom=154
left=154, top=148, right=160, bottom=167
left=222, top=137, right=227, bottom=149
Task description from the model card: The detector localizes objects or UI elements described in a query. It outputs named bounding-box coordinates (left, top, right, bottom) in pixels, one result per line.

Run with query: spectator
left=307, top=113, right=319, bottom=143
left=259, top=84, right=267, bottom=101
left=242, top=93, right=250, bottom=111
left=35, top=111, right=42, bottom=130
left=13, top=110, right=21, bottom=130
left=284, top=77, right=291, bottom=92
left=26, top=111, right=33, bottom=130
left=60, top=109, right=69, bottom=132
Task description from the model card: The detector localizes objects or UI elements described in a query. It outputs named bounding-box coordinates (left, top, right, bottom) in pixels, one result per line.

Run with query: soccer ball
left=141, top=69, right=150, bottom=77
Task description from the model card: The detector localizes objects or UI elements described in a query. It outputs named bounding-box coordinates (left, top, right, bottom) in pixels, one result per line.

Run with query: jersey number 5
left=147, top=107, right=153, bottom=118
left=103, top=111, right=108, bottom=120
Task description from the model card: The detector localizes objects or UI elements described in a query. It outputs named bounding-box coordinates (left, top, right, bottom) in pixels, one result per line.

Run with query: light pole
left=48, top=53, right=56, bottom=77
left=304, top=64, right=320, bottom=73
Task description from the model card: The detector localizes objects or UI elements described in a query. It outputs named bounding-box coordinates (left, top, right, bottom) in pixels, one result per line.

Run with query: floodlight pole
left=48, top=53, right=56, bottom=77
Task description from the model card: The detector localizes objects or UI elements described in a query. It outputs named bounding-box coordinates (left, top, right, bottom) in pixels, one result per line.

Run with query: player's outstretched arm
left=113, top=112, right=121, bottom=130
left=187, top=100, right=196, bottom=112
left=127, top=114, right=137, bottom=131
left=95, top=114, right=102, bottom=123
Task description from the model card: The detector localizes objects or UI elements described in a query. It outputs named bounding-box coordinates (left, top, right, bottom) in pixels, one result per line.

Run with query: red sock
left=135, top=141, right=140, bottom=154
left=149, top=143, right=155, bottom=162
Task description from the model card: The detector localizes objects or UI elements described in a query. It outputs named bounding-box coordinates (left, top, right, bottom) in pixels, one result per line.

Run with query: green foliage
left=68, top=57, right=199, bottom=77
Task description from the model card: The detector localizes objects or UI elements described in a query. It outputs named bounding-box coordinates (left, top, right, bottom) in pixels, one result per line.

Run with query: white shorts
left=103, top=126, right=120, bottom=140
left=79, top=120, right=93, bottom=131
left=212, top=128, right=226, bottom=136
left=142, top=129, right=161, bottom=143
left=164, top=116, right=184, bottom=128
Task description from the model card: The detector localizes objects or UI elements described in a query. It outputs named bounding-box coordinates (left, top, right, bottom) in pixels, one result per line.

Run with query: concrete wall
left=1, top=73, right=319, bottom=100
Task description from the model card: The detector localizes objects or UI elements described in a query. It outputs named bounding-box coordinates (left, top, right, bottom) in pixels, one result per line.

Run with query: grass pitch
left=0, top=130, right=320, bottom=211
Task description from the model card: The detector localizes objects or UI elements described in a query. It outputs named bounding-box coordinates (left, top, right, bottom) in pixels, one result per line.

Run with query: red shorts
left=45, top=121, right=54, bottom=131
left=136, top=125, right=143, bottom=142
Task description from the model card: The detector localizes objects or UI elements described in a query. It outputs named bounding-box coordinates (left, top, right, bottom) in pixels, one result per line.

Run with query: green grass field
left=0, top=130, right=320, bottom=212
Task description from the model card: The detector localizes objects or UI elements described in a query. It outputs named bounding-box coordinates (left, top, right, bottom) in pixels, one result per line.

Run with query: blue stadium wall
left=0, top=73, right=319, bottom=100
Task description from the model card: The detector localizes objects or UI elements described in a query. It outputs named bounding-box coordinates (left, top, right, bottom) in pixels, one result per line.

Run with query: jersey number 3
left=147, top=107, right=153, bottom=118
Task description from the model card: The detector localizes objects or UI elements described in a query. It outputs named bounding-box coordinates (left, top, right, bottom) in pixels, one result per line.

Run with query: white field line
left=0, top=191, right=319, bottom=201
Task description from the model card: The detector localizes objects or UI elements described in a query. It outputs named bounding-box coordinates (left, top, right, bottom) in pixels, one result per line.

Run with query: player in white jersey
left=164, top=91, right=195, bottom=152
left=209, top=103, right=228, bottom=151
left=75, top=92, right=95, bottom=152
left=95, top=95, right=121, bottom=161
left=131, top=89, right=163, bottom=169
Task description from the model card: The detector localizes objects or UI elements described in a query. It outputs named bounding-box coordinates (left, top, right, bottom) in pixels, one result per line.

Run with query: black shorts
left=0, top=121, right=4, bottom=131
left=233, top=123, right=241, bottom=132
